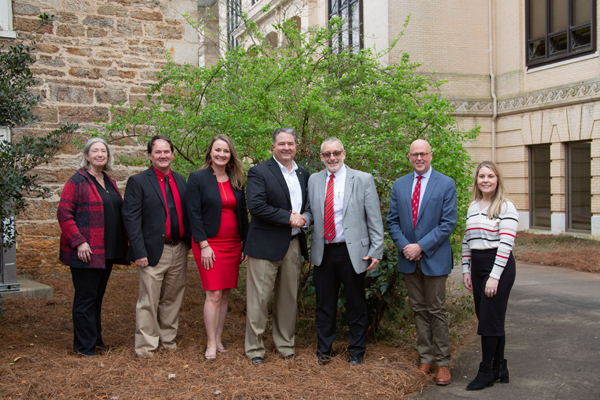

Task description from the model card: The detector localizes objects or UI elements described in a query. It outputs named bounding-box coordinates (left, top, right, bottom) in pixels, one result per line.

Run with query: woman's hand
left=77, top=242, right=92, bottom=262
left=241, top=252, right=248, bottom=264
left=200, top=242, right=215, bottom=270
left=485, top=277, right=499, bottom=298
left=463, top=272, right=473, bottom=291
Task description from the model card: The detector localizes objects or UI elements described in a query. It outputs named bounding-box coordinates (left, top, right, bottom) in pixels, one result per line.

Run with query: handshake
left=289, top=211, right=307, bottom=228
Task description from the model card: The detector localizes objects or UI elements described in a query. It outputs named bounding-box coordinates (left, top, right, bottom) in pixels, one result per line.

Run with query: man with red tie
left=387, top=139, right=457, bottom=385
left=303, top=137, right=384, bottom=366
left=122, top=135, right=191, bottom=358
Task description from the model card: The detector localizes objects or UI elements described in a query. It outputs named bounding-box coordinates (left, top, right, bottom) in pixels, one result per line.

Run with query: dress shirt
left=274, top=157, right=303, bottom=236
left=325, top=165, right=346, bottom=243
left=410, top=167, right=433, bottom=216
left=152, top=166, right=184, bottom=240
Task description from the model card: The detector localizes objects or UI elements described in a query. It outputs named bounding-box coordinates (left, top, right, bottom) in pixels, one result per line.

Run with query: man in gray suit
left=304, top=137, right=384, bottom=365
left=387, top=139, right=457, bottom=385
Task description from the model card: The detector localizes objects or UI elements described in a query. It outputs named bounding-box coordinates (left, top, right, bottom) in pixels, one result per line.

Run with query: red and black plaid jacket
left=57, top=169, right=126, bottom=269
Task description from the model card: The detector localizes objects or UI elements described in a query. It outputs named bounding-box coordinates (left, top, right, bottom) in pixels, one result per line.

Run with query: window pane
left=529, top=38, right=547, bottom=59
left=572, top=25, right=592, bottom=49
left=530, top=0, right=547, bottom=38
left=531, top=145, right=551, bottom=228
left=568, top=141, right=591, bottom=231
left=331, top=0, right=338, bottom=15
left=341, top=5, right=349, bottom=48
left=573, top=0, right=591, bottom=25
left=550, top=32, right=568, bottom=54
left=550, top=0, right=568, bottom=32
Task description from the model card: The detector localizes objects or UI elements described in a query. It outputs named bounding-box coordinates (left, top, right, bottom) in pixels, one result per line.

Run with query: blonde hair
left=200, top=134, right=245, bottom=190
left=80, top=138, right=113, bottom=171
left=470, top=161, right=509, bottom=220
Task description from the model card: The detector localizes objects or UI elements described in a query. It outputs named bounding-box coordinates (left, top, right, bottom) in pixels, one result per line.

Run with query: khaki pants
left=403, top=261, right=451, bottom=366
left=245, top=238, right=302, bottom=359
left=135, top=242, right=188, bottom=355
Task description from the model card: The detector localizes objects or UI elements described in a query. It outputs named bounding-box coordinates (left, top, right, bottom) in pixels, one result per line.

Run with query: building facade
left=220, top=0, right=600, bottom=236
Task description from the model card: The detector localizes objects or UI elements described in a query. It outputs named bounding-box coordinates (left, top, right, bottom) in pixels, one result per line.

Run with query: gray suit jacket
left=304, top=166, right=384, bottom=274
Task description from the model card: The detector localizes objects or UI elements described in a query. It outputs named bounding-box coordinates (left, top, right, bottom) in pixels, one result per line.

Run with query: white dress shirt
left=274, top=157, right=303, bottom=236
left=325, top=165, right=346, bottom=243
left=411, top=166, right=433, bottom=216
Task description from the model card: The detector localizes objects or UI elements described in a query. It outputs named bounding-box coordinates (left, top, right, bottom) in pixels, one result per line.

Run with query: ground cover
left=0, top=265, right=475, bottom=399
left=514, top=232, right=600, bottom=273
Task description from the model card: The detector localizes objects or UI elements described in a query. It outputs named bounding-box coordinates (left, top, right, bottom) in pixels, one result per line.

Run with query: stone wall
left=5, top=0, right=198, bottom=276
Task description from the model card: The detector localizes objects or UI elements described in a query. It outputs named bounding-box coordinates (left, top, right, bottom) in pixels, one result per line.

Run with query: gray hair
left=320, top=137, right=344, bottom=152
left=272, top=127, right=298, bottom=144
left=80, top=137, right=114, bottom=171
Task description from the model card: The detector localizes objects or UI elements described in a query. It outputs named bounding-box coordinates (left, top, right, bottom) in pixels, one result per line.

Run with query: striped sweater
left=461, top=200, right=519, bottom=279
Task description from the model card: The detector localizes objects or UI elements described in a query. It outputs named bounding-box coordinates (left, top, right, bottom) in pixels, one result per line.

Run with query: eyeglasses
left=321, top=150, right=344, bottom=158
left=408, top=152, right=431, bottom=160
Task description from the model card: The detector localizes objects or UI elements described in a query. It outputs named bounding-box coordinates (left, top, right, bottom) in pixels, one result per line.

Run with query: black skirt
left=471, top=249, right=516, bottom=336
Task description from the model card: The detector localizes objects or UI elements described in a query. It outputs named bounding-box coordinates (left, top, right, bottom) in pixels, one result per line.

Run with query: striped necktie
left=324, top=174, right=336, bottom=241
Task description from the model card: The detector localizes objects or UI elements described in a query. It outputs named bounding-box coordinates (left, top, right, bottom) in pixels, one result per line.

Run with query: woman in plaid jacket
left=57, top=138, right=128, bottom=356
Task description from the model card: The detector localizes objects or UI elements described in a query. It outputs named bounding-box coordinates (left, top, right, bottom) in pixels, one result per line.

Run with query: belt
left=325, top=241, right=346, bottom=246
left=290, top=234, right=299, bottom=241
left=164, top=239, right=181, bottom=245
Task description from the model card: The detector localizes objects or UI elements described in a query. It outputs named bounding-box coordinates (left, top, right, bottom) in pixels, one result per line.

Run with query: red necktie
left=412, top=175, right=422, bottom=228
left=324, top=174, right=336, bottom=241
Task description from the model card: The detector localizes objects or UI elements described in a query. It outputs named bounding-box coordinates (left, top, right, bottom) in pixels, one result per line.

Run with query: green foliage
left=100, top=16, right=478, bottom=336
left=0, top=14, right=78, bottom=252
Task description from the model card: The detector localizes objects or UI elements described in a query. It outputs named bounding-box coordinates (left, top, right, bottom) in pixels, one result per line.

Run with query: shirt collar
left=273, top=157, right=298, bottom=174
left=153, top=166, right=172, bottom=180
left=327, top=164, right=346, bottom=179
left=414, top=166, right=433, bottom=180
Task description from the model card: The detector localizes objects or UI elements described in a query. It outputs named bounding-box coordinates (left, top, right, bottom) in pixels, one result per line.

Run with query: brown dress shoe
left=418, top=364, right=434, bottom=375
left=435, top=366, right=452, bottom=385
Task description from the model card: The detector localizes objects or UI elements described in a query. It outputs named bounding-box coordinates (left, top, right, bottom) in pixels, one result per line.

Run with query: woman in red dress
left=187, top=134, right=248, bottom=360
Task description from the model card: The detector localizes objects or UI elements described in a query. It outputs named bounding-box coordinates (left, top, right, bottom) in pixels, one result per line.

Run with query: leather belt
left=164, top=239, right=181, bottom=245
left=290, top=234, right=299, bottom=241
left=325, top=241, right=346, bottom=246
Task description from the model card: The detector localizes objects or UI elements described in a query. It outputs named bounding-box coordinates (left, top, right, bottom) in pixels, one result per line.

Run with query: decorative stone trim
left=450, top=78, right=600, bottom=117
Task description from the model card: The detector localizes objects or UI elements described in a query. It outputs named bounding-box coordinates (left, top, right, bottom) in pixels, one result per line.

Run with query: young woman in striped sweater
left=462, top=161, right=518, bottom=391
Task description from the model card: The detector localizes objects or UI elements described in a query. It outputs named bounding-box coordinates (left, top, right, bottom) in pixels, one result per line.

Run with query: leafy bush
left=100, top=15, right=478, bottom=335
left=0, top=14, right=78, bottom=252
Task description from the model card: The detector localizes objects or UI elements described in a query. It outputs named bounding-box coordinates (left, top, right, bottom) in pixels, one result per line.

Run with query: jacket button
left=162, top=234, right=165, bottom=238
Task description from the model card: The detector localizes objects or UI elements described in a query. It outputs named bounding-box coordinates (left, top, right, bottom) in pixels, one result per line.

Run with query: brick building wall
left=3, top=0, right=198, bottom=276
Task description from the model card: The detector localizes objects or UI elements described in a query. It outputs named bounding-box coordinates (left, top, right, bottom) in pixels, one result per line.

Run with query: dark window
left=567, top=141, right=591, bottom=231
left=329, top=0, right=362, bottom=53
left=530, top=144, right=552, bottom=229
left=227, top=0, right=241, bottom=50
left=526, top=0, right=596, bottom=67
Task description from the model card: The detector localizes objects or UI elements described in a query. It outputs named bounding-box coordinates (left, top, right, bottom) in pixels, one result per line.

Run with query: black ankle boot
left=466, top=362, right=494, bottom=391
left=492, top=359, right=509, bottom=383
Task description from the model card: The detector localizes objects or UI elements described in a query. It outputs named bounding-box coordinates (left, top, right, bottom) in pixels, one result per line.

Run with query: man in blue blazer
left=387, top=139, right=457, bottom=385
left=303, top=137, right=384, bottom=366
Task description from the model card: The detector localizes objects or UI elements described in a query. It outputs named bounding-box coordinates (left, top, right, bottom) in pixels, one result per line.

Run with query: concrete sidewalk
left=411, top=261, right=600, bottom=400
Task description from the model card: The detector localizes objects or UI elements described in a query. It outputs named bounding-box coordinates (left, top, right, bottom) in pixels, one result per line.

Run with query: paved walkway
left=411, top=261, right=600, bottom=400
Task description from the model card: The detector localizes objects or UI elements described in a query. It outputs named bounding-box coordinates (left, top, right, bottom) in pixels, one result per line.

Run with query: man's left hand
left=364, top=256, right=380, bottom=272
left=403, top=243, right=422, bottom=261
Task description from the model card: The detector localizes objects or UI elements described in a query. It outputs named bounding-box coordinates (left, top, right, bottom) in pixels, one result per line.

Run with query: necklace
left=89, top=171, right=109, bottom=193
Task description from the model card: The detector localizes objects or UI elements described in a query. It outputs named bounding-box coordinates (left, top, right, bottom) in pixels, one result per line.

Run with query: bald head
left=408, top=139, right=433, bottom=175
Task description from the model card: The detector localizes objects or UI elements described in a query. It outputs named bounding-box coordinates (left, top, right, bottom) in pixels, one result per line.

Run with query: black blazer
left=244, top=157, right=309, bottom=261
left=122, top=167, right=191, bottom=266
left=186, top=168, right=249, bottom=247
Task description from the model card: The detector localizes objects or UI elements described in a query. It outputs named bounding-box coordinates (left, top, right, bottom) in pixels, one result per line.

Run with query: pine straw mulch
left=0, top=266, right=475, bottom=399
left=514, top=232, right=600, bottom=273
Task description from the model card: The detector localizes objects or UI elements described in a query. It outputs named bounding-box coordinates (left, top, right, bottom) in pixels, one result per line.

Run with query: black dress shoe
left=348, top=356, right=364, bottom=365
left=251, top=356, right=264, bottom=365
left=281, top=353, right=295, bottom=360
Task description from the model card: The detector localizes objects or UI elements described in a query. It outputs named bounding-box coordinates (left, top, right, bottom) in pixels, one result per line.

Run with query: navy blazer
left=122, top=167, right=191, bottom=266
left=244, top=157, right=310, bottom=261
left=386, top=168, right=457, bottom=276
left=186, top=168, right=249, bottom=247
